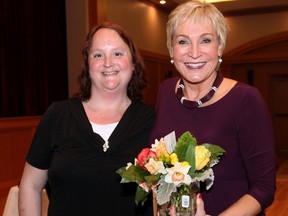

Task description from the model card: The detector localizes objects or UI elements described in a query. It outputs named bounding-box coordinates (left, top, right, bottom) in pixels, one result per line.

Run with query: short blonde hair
left=167, top=0, right=229, bottom=57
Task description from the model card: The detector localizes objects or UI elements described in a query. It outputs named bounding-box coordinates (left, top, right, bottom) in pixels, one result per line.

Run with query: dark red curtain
left=0, top=0, right=68, bottom=117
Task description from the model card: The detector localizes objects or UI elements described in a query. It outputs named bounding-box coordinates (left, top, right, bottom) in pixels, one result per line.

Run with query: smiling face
left=88, top=28, right=134, bottom=95
left=172, top=18, right=221, bottom=85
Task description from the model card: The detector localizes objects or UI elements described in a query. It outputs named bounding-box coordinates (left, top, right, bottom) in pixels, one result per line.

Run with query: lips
left=101, top=71, right=118, bottom=76
left=184, top=62, right=205, bottom=69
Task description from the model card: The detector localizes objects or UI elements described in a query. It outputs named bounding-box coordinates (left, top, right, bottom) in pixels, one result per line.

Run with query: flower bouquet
left=117, top=131, right=225, bottom=215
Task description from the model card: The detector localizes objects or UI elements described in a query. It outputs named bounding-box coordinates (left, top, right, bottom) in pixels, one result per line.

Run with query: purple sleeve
left=237, top=88, right=276, bottom=209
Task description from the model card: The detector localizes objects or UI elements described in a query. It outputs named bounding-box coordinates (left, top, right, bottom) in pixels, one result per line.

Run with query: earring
left=218, top=56, right=222, bottom=63
left=170, top=59, right=174, bottom=64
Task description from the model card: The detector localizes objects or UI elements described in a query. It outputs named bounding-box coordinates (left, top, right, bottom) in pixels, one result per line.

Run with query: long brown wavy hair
left=76, top=22, right=147, bottom=101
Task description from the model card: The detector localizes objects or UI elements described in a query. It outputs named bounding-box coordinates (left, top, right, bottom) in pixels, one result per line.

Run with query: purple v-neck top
left=149, top=77, right=276, bottom=215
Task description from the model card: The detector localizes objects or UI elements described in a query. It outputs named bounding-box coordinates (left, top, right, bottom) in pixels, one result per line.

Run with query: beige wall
left=107, top=0, right=169, bottom=55
left=65, top=0, right=88, bottom=96
left=65, top=0, right=288, bottom=96
left=225, top=11, right=288, bottom=52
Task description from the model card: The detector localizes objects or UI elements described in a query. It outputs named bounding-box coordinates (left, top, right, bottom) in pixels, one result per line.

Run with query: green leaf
left=175, top=131, right=197, bottom=161
left=156, top=181, right=177, bottom=205
left=135, top=185, right=150, bottom=206
left=186, top=144, right=196, bottom=178
left=117, top=165, right=149, bottom=183
left=202, top=143, right=226, bottom=159
left=144, top=173, right=161, bottom=186
left=116, top=167, right=127, bottom=175
left=119, top=178, right=130, bottom=183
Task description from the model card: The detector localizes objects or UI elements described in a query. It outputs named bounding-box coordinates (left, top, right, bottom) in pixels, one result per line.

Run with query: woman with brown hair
left=19, top=22, right=154, bottom=216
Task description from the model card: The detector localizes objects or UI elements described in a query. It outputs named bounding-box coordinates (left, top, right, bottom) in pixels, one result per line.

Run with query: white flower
left=125, top=162, right=132, bottom=170
left=164, top=162, right=192, bottom=186
left=125, top=158, right=138, bottom=170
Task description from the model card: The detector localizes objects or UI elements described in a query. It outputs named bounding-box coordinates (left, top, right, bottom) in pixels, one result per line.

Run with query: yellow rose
left=195, top=145, right=211, bottom=170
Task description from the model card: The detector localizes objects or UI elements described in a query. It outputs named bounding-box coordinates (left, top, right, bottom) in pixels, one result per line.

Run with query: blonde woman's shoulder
left=214, top=77, right=237, bottom=101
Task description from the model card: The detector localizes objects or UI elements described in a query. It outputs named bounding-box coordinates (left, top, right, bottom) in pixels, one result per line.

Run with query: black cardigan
left=27, top=98, right=155, bottom=216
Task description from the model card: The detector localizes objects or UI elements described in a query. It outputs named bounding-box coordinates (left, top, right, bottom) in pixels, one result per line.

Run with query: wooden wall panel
left=140, top=49, right=177, bottom=106
left=0, top=116, right=41, bottom=214
left=142, top=60, right=160, bottom=106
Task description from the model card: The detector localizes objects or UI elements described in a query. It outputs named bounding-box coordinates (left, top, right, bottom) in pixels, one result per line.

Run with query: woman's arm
left=19, top=162, right=48, bottom=216
left=219, top=194, right=261, bottom=216
left=218, top=87, right=276, bottom=216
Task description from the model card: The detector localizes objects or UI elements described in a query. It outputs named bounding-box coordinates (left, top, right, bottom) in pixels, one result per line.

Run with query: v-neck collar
left=68, top=98, right=138, bottom=154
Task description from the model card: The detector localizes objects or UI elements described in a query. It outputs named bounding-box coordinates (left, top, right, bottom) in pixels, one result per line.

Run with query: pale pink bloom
left=165, top=162, right=192, bottom=186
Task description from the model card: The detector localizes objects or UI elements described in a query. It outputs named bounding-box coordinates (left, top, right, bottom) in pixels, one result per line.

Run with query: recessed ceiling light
left=160, top=0, right=166, bottom=4
left=204, top=0, right=235, bottom=2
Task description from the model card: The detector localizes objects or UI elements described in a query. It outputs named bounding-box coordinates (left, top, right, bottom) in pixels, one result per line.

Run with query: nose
left=104, top=56, right=112, bottom=67
left=188, top=44, right=201, bottom=59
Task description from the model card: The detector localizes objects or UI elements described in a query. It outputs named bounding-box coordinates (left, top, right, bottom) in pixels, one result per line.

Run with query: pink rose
left=137, top=148, right=157, bottom=169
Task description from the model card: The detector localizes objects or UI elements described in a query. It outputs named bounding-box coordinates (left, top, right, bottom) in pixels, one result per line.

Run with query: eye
left=91, top=53, right=102, bottom=59
left=178, top=39, right=188, bottom=45
left=113, top=51, right=124, bottom=57
left=201, top=38, right=212, bottom=44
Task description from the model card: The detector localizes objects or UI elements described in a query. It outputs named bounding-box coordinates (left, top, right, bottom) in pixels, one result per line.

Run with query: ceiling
left=139, top=0, right=288, bottom=16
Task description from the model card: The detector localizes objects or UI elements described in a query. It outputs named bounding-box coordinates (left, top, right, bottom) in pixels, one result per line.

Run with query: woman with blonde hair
left=150, top=1, right=276, bottom=215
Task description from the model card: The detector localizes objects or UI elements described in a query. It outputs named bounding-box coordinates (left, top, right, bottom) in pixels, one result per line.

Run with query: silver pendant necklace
left=103, top=141, right=109, bottom=152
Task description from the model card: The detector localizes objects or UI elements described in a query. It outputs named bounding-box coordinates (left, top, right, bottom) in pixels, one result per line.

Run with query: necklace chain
left=176, top=72, right=223, bottom=109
